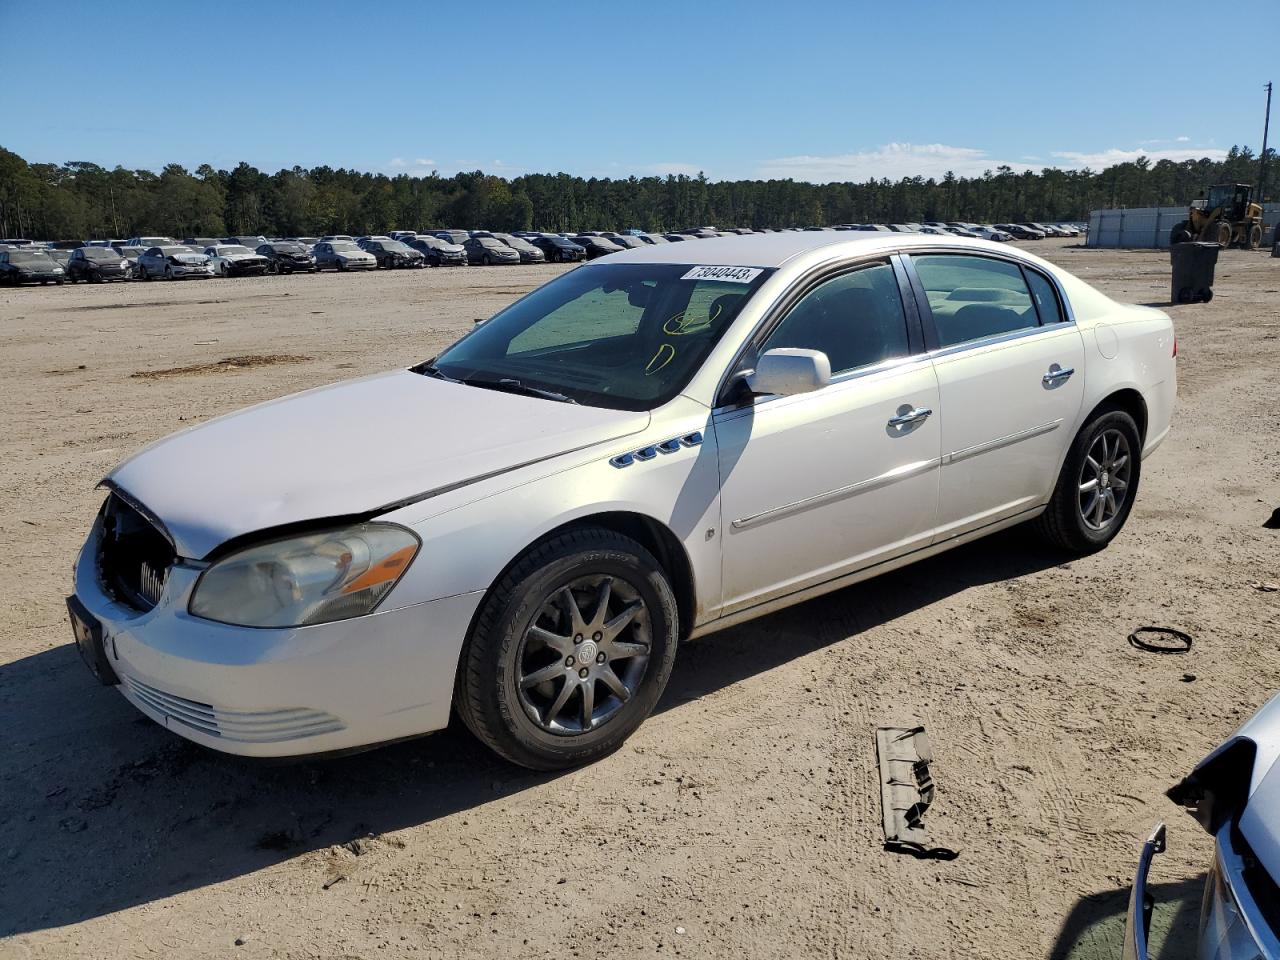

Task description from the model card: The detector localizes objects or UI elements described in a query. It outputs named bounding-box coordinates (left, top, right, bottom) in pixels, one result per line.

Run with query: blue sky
left=2, top=0, right=1273, bottom=183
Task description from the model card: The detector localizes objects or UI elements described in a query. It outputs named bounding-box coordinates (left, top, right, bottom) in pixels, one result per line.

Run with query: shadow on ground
left=1, top=528, right=1067, bottom=937
left=1050, top=876, right=1205, bottom=960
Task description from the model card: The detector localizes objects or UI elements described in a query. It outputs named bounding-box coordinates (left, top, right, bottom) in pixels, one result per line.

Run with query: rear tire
left=454, top=528, right=679, bottom=770
left=1247, top=224, right=1262, bottom=250
left=1034, top=406, right=1142, bottom=554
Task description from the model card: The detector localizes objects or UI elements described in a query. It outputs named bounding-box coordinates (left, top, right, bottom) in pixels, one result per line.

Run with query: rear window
left=1026, top=269, right=1065, bottom=324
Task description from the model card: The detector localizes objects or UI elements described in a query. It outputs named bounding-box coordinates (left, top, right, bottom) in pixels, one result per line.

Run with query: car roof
left=598, top=230, right=1019, bottom=267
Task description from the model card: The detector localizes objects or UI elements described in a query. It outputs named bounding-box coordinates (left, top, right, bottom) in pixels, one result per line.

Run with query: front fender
left=379, top=404, right=724, bottom=626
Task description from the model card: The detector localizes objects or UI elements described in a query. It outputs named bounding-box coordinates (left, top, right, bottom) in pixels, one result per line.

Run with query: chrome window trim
left=942, top=418, right=1063, bottom=465
left=730, top=457, right=939, bottom=530
left=925, top=319, right=1081, bottom=363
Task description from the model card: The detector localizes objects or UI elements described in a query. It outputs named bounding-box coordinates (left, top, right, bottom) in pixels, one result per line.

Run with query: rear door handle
left=1043, top=365, right=1075, bottom=385
left=888, top=406, right=933, bottom=427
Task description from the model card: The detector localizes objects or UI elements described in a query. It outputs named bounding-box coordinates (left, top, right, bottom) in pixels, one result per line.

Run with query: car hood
left=170, top=254, right=208, bottom=264
left=222, top=252, right=265, bottom=261
left=338, top=251, right=374, bottom=259
left=107, top=369, right=650, bottom=559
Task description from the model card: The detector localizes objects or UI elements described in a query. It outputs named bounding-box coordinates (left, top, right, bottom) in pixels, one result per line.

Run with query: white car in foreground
left=68, top=232, right=1176, bottom=769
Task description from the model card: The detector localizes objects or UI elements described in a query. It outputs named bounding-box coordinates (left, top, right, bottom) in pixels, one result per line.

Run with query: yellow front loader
left=1170, top=183, right=1265, bottom=248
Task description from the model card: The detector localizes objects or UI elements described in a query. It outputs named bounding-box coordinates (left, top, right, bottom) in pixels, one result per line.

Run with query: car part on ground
left=876, top=726, right=956, bottom=859
left=1127, top=627, right=1193, bottom=654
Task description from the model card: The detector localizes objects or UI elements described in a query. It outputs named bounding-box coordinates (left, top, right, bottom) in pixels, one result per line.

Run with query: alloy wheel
left=516, top=574, right=652, bottom=735
left=1078, top=428, right=1131, bottom=531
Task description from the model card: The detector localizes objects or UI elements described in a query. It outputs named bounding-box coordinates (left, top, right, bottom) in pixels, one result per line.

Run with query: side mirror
left=746, top=348, right=831, bottom=397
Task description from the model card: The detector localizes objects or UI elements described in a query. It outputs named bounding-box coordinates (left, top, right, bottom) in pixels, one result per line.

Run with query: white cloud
left=1050, top=145, right=1228, bottom=168
left=755, top=142, right=1034, bottom=183
left=386, top=157, right=437, bottom=174
left=1176, top=136, right=1190, bottom=142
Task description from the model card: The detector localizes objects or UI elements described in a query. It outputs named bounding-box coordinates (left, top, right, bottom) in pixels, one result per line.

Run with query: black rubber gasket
left=884, top=841, right=960, bottom=861
left=1128, top=627, right=1193, bottom=655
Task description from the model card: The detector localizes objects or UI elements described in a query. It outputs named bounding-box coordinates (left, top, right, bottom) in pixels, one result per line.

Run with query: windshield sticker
left=680, top=265, right=763, bottom=283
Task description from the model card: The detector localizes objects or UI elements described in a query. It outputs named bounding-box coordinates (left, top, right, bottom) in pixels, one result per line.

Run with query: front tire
left=455, top=528, right=679, bottom=770
left=1034, top=406, right=1142, bottom=553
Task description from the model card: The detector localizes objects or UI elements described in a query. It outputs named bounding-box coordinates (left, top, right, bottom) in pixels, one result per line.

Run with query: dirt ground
left=1, top=239, right=1278, bottom=960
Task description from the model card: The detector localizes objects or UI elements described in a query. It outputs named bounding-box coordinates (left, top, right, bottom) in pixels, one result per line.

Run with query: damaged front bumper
left=1125, top=822, right=1279, bottom=960
left=69, top=518, right=482, bottom=757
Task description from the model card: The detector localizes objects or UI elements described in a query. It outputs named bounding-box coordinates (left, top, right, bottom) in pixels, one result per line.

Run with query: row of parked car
left=0, top=221, right=1086, bottom=285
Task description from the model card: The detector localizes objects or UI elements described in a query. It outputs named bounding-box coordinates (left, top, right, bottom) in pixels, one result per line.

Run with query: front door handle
left=1043, top=365, right=1075, bottom=385
left=888, top=406, right=933, bottom=428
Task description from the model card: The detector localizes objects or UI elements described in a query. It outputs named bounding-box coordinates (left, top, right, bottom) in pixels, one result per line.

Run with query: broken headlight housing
left=189, top=522, right=420, bottom=628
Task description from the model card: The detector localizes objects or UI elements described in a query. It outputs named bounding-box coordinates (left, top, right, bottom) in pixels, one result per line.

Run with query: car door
left=905, top=252, right=1085, bottom=540
left=714, top=257, right=941, bottom=617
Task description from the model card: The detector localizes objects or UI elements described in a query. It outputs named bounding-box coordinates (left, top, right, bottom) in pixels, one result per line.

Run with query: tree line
left=0, top=143, right=1271, bottom=241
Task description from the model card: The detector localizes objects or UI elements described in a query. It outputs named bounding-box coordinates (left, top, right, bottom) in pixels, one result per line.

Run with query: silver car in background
left=313, top=239, right=377, bottom=271
left=1126, top=693, right=1280, bottom=959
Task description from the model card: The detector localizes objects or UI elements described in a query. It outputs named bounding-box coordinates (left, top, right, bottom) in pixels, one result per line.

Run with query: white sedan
left=68, top=232, right=1176, bottom=769
left=202, top=244, right=270, bottom=277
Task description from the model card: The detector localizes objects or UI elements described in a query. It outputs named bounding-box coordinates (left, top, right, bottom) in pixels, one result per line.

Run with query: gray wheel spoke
left=520, top=662, right=565, bottom=689
left=580, top=679, right=595, bottom=729
left=602, top=601, right=643, bottom=642
left=1104, top=489, right=1117, bottom=519
left=606, top=639, right=649, bottom=661
left=1093, top=490, right=1106, bottom=525
left=528, top=626, right=573, bottom=657
left=589, top=577, right=613, bottom=630
left=1112, top=454, right=1128, bottom=472
left=1079, top=478, right=1099, bottom=493
left=1085, top=455, right=1101, bottom=474
left=598, top=665, right=630, bottom=702
left=545, top=677, right=577, bottom=725
left=1110, top=477, right=1128, bottom=492
left=559, top=587, right=587, bottom=636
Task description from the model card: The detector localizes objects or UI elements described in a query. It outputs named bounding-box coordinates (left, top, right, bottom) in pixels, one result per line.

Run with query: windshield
left=383, top=240, right=411, bottom=252
left=9, top=251, right=53, bottom=264
left=432, top=262, right=772, bottom=411
left=82, top=248, right=122, bottom=261
left=217, top=245, right=253, bottom=256
left=271, top=243, right=306, bottom=254
left=329, top=241, right=359, bottom=252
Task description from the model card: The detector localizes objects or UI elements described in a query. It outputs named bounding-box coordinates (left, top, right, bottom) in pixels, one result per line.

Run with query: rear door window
left=911, top=254, right=1038, bottom=348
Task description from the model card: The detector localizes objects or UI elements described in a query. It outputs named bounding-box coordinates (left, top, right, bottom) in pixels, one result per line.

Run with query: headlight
left=189, top=522, right=420, bottom=628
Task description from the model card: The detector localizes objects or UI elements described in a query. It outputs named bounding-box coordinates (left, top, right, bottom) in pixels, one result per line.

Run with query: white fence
left=1087, top=202, right=1280, bottom=249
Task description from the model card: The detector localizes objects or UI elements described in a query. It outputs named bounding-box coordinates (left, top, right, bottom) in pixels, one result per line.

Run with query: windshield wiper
left=460, top=375, right=578, bottom=404
left=414, top=361, right=459, bottom=382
